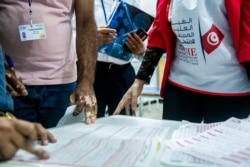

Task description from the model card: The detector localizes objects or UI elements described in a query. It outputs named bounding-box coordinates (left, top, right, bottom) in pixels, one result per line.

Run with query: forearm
left=136, top=47, right=165, bottom=84
left=76, top=22, right=97, bottom=85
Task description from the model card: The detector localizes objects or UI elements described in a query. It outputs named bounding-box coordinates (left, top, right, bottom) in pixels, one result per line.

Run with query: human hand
left=113, top=79, right=145, bottom=116
left=5, top=64, right=28, bottom=96
left=98, top=25, right=117, bottom=46
left=125, top=32, right=146, bottom=56
left=69, top=82, right=97, bottom=124
left=0, top=117, right=57, bottom=161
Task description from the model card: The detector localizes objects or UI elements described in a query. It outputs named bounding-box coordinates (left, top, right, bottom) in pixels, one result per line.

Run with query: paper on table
left=160, top=121, right=221, bottom=167
left=167, top=117, right=250, bottom=167
left=56, top=105, right=85, bottom=127
left=13, top=123, right=169, bottom=167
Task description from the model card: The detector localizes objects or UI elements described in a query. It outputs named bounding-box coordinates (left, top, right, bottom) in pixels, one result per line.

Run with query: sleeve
left=135, top=0, right=166, bottom=84
left=147, top=0, right=166, bottom=50
left=135, top=47, right=164, bottom=84
left=239, top=0, right=250, bottom=63
left=0, top=46, right=14, bottom=112
left=239, top=0, right=250, bottom=80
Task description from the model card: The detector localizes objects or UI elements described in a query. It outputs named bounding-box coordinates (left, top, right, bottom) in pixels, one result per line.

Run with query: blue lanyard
left=100, top=0, right=108, bottom=24
left=100, top=0, right=121, bottom=24
left=28, top=0, right=33, bottom=25
left=28, top=0, right=32, bottom=6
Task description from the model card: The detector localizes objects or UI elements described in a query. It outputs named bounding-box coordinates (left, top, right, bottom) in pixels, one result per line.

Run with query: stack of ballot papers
left=160, top=117, right=250, bottom=167
left=12, top=118, right=169, bottom=167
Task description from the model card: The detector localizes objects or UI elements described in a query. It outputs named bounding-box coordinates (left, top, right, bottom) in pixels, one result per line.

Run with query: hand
left=98, top=25, right=117, bottom=46
left=69, top=82, right=97, bottom=124
left=125, top=32, right=146, bottom=56
left=113, top=79, right=145, bottom=116
left=0, top=117, right=57, bottom=161
left=5, top=64, right=28, bottom=96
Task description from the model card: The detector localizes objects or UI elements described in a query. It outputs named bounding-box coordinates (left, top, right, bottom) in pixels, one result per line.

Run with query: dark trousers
left=13, top=82, right=76, bottom=128
left=163, top=82, right=250, bottom=123
left=94, top=62, right=135, bottom=118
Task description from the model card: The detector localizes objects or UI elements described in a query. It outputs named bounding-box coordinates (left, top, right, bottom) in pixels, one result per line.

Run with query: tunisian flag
left=202, top=24, right=224, bottom=54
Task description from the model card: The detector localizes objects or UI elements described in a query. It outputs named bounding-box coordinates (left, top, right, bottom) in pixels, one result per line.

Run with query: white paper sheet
left=13, top=123, right=169, bottom=167
left=160, top=121, right=221, bottom=167
left=56, top=105, right=85, bottom=127
left=167, top=118, right=250, bottom=167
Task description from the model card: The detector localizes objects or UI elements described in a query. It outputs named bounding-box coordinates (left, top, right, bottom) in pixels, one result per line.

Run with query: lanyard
left=28, top=0, right=33, bottom=26
left=100, top=0, right=121, bottom=25
left=100, top=0, right=108, bottom=24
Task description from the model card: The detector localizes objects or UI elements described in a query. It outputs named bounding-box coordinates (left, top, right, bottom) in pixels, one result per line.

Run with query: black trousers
left=94, top=62, right=135, bottom=118
left=163, top=82, right=250, bottom=123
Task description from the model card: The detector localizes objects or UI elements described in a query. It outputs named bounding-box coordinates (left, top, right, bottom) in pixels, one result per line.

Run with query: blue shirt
left=0, top=45, right=14, bottom=111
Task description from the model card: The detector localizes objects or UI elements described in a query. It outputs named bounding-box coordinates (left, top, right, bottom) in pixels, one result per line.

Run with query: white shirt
left=95, top=0, right=141, bottom=65
left=168, top=0, right=250, bottom=95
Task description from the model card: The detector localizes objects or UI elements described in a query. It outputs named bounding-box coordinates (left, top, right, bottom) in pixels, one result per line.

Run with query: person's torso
left=95, top=0, right=140, bottom=65
left=0, top=0, right=77, bottom=85
left=168, top=0, right=250, bottom=95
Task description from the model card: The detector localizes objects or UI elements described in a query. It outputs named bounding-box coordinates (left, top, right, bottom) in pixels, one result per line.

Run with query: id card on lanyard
left=18, top=0, right=46, bottom=41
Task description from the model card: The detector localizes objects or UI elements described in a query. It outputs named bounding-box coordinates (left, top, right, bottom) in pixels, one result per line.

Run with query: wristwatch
left=0, top=111, right=16, bottom=119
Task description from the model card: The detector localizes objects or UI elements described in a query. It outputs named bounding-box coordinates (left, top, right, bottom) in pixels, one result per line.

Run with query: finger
left=85, top=108, right=92, bottom=124
left=125, top=103, right=131, bottom=115
left=35, top=123, right=57, bottom=145
left=0, top=143, right=18, bottom=160
left=127, top=33, right=139, bottom=45
left=73, top=96, right=85, bottom=116
left=6, top=83, right=19, bottom=96
left=69, top=93, right=77, bottom=105
left=98, top=28, right=116, bottom=34
left=99, top=25, right=108, bottom=28
left=113, top=98, right=126, bottom=115
left=10, top=127, right=50, bottom=160
left=14, top=120, right=57, bottom=145
left=15, top=79, right=28, bottom=96
left=132, top=33, right=143, bottom=42
left=131, top=94, right=138, bottom=113
left=90, top=105, right=97, bottom=123
left=20, top=144, right=50, bottom=160
left=84, top=105, right=97, bottom=124
left=73, top=103, right=85, bottom=116
left=13, top=119, right=37, bottom=141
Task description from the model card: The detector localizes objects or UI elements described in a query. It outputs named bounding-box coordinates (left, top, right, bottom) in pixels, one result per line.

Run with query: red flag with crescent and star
left=202, top=24, right=224, bottom=54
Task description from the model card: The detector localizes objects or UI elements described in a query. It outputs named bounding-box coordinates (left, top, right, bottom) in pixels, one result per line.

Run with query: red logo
left=202, top=24, right=224, bottom=54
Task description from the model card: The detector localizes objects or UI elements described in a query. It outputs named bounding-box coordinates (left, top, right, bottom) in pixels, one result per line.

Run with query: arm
left=70, top=0, right=98, bottom=124
left=113, top=0, right=166, bottom=116
left=113, top=48, right=164, bottom=116
left=240, top=0, right=250, bottom=79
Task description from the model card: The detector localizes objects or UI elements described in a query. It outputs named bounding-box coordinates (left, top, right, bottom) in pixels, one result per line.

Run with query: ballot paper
left=166, top=118, right=250, bottom=167
left=160, top=121, right=222, bottom=167
left=13, top=122, right=169, bottom=167
left=56, top=105, right=85, bottom=127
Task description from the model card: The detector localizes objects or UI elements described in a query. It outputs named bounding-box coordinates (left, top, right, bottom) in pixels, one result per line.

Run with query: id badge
left=18, top=23, right=46, bottom=41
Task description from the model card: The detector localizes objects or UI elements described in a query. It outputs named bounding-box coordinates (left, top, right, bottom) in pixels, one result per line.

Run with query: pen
left=5, top=53, right=14, bottom=71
